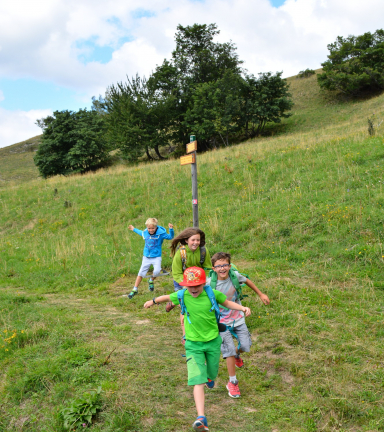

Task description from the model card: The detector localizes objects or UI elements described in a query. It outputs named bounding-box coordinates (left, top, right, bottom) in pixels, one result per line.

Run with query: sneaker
left=226, top=380, right=241, bottom=398
left=127, top=289, right=137, bottom=299
left=205, top=378, right=215, bottom=389
left=235, top=355, right=244, bottom=368
left=148, top=280, right=154, bottom=292
left=192, top=416, right=209, bottom=431
left=165, top=301, right=176, bottom=312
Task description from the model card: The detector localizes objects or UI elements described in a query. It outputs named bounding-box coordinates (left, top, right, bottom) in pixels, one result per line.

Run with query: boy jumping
left=127, top=218, right=174, bottom=299
left=144, top=266, right=251, bottom=431
left=207, top=252, right=270, bottom=398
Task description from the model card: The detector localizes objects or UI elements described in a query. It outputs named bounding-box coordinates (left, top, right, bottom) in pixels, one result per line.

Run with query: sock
left=133, top=287, right=138, bottom=291
left=229, top=375, right=237, bottom=383
left=149, top=278, right=153, bottom=282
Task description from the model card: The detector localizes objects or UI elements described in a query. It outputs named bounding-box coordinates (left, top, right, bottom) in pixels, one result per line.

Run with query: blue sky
left=0, top=0, right=382, bottom=147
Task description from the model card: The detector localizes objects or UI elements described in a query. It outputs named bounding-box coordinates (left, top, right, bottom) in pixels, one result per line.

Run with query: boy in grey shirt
left=207, top=252, right=270, bottom=398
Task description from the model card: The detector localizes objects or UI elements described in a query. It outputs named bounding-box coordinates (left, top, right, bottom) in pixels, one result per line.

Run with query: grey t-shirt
left=207, top=270, right=247, bottom=327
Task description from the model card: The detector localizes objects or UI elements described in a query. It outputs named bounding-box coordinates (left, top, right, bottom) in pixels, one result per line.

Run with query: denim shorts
left=219, top=323, right=252, bottom=358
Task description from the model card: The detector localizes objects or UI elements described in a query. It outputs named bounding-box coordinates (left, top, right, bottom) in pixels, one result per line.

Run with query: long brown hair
left=170, top=227, right=206, bottom=256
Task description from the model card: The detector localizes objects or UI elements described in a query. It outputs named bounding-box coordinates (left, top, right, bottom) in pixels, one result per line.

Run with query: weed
left=60, top=387, right=102, bottom=430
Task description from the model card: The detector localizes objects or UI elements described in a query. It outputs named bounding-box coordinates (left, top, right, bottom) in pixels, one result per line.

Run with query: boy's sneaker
left=205, top=378, right=215, bottom=389
left=127, top=289, right=137, bottom=299
left=235, top=355, right=244, bottom=368
left=192, top=416, right=209, bottom=431
left=148, top=280, right=154, bottom=292
left=226, top=380, right=241, bottom=398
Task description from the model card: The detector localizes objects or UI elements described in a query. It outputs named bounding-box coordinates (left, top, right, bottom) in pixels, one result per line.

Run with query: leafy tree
left=241, top=72, right=293, bottom=137
left=148, top=23, right=243, bottom=150
left=34, top=109, right=110, bottom=178
left=185, top=71, right=243, bottom=147
left=318, top=29, right=384, bottom=94
left=104, top=75, right=173, bottom=161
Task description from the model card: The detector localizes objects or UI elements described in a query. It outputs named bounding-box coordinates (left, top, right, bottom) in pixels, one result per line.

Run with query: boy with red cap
left=144, top=267, right=251, bottom=431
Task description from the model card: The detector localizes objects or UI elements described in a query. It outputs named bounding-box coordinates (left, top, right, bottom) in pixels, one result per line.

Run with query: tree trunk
left=154, top=144, right=166, bottom=159
left=146, top=147, right=153, bottom=160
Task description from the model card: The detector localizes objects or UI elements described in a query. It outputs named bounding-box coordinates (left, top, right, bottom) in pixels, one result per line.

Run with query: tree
left=185, top=71, right=243, bottom=147
left=241, top=72, right=293, bottom=137
left=104, top=75, right=174, bottom=161
left=148, top=23, right=243, bottom=150
left=34, top=109, right=111, bottom=178
left=318, top=29, right=384, bottom=94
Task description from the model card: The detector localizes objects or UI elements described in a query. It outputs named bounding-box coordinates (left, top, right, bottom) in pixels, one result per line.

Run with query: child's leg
left=193, top=384, right=205, bottom=416
left=226, top=356, right=236, bottom=376
left=151, top=257, right=162, bottom=278
left=134, top=275, right=143, bottom=288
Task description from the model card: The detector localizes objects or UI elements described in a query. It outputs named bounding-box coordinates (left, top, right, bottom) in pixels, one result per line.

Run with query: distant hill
left=0, top=135, right=42, bottom=187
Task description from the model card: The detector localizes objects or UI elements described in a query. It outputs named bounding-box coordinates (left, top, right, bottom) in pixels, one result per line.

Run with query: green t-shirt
left=170, top=288, right=227, bottom=342
left=172, top=246, right=212, bottom=283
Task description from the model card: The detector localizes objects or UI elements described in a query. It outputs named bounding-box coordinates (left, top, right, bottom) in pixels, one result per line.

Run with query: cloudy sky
left=0, top=0, right=383, bottom=148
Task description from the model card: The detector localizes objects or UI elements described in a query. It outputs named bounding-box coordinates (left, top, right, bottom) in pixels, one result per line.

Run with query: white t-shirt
left=207, top=270, right=247, bottom=328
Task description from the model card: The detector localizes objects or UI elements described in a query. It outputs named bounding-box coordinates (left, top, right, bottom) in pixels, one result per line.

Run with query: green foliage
left=318, top=29, right=384, bottom=94
left=60, top=387, right=102, bottom=430
left=298, top=68, right=315, bottom=78
left=241, top=72, right=293, bottom=137
left=34, top=109, right=111, bottom=178
left=105, top=75, right=172, bottom=162
left=103, top=23, right=292, bottom=158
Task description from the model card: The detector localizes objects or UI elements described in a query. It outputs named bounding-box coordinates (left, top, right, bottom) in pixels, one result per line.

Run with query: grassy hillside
left=0, top=135, right=42, bottom=187
left=1, top=75, right=384, bottom=431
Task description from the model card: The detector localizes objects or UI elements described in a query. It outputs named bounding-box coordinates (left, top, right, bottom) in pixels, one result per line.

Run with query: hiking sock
left=133, top=287, right=138, bottom=292
left=149, top=278, right=153, bottom=283
left=229, top=375, right=237, bottom=383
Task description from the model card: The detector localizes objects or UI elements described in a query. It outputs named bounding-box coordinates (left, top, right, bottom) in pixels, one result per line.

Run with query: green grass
left=0, top=135, right=42, bottom=187
left=1, top=74, right=384, bottom=431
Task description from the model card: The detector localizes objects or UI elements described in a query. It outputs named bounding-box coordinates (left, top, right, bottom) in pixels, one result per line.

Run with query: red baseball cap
left=179, top=267, right=206, bottom=286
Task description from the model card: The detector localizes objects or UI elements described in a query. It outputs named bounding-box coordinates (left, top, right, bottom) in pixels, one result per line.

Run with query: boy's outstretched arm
left=245, top=279, right=270, bottom=305
left=163, top=223, right=174, bottom=240
left=144, top=295, right=171, bottom=309
left=221, top=299, right=251, bottom=317
left=128, top=225, right=144, bottom=236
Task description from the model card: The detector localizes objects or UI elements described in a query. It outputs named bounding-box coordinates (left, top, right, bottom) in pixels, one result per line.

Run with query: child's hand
left=243, top=307, right=251, bottom=317
left=128, top=225, right=134, bottom=231
left=168, top=223, right=174, bottom=229
left=259, top=294, right=270, bottom=305
left=144, top=300, right=153, bottom=309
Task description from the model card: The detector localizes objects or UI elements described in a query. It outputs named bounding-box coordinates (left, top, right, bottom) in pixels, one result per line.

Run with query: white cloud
left=0, top=108, right=52, bottom=148
left=1, top=0, right=382, bottom=87
left=0, top=0, right=384, bottom=146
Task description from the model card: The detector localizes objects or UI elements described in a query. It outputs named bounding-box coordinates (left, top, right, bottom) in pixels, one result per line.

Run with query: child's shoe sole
left=192, top=420, right=209, bottom=431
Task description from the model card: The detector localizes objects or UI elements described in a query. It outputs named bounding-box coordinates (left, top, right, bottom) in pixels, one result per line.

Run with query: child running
left=126, top=218, right=174, bottom=299
left=207, top=252, right=270, bottom=399
left=144, top=266, right=251, bottom=431
left=168, top=227, right=211, bottom=303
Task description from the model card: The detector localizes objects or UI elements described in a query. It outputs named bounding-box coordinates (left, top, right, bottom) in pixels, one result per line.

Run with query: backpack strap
left=200, top=245, right=206, bottom=266
left=179, top=245, right=187, bottom=272
left=203, top=285, right=222, bottom=324
left=177, top=289, right=191, bottom=324
left=208, top=269, right=217, bottom=290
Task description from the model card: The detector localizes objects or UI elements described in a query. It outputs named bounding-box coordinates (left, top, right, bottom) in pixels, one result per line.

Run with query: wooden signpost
left=180, top=135, right=199, bottom=227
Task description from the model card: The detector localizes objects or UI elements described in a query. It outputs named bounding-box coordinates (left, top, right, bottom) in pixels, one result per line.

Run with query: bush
left=297, top=68, right=315, bottom=78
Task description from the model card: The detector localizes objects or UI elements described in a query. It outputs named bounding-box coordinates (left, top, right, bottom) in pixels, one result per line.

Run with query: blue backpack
left=177, top=285, right=227, bottom=332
